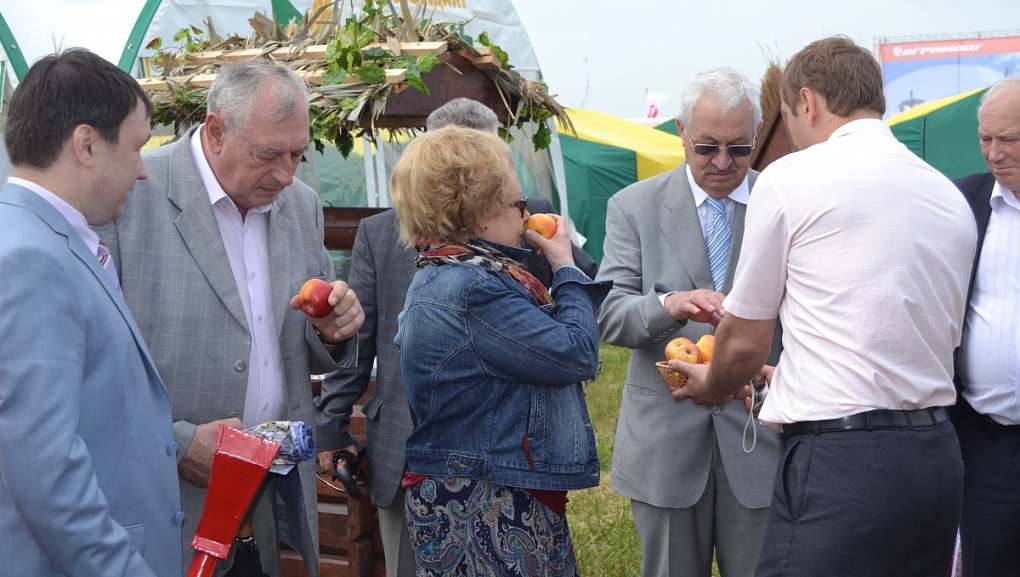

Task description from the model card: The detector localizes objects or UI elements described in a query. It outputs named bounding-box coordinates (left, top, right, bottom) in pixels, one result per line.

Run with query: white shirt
left=725, top=119, right=977, bottom=425
left=191, top=128, right=287, bottom=427
left=8, top=177, right=100, bottom=254
left=958, top=180, right=1020, bottom=425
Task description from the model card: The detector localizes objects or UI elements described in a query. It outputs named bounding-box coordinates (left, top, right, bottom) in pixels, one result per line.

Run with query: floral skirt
left=404, top=476, right=581, bottom=577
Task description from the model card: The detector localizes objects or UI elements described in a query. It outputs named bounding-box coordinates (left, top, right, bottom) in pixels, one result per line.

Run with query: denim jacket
left=396, top=242, right=611, bottom=491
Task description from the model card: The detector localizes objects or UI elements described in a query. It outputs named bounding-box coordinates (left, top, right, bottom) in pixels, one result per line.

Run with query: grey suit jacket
left=596, top=162, right=783, bottom=510
left=1, top=184, right=182, bottom=577
left=96, top=130, right=357, bottom=576
left=317, top=209, right=417, bottom=509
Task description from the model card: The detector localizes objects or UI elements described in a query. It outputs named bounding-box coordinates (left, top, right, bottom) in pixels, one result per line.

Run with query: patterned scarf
left=415, top=239, right=553, bottom=306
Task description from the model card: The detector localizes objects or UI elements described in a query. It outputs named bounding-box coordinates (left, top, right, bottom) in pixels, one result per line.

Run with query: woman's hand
left=525, top=213, right=575, bottom=271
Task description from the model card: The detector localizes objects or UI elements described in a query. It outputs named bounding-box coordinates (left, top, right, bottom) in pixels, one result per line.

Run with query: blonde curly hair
left=390, top=126, right=517, bottom=246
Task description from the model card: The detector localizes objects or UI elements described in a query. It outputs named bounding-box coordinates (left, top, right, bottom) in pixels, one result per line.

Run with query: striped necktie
left=705, top=197, right=731, bottom=291
left=97, top=239, right=122, bottom=293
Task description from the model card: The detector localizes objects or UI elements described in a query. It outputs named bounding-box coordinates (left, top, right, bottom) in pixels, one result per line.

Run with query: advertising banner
left=876, top=34, right=1020, bottom=119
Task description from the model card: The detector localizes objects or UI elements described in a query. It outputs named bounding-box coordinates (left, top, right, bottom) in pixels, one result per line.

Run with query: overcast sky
left=509, top=0, right=1019, bottom=119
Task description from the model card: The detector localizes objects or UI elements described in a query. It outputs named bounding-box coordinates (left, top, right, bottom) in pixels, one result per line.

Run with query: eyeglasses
left=685, top=135, right=756, bottom=158
left=511, top=198, right=528, bottom=217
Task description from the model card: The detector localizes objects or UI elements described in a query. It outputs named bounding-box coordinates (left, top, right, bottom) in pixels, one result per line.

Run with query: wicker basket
left=655, top=361, right=688, bottom=391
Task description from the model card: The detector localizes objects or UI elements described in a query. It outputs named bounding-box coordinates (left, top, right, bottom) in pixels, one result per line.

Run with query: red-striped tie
left=97, top=239, right=122, bottom=293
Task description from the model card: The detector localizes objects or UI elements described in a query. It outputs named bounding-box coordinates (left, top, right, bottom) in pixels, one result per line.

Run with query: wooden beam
left=455, top=46, right=501, bottom=70
left=179, top=42, right=442, bottom=66
left=363, top=41, right=447, bottom=57
left=138, top=68, right=406, bottom=92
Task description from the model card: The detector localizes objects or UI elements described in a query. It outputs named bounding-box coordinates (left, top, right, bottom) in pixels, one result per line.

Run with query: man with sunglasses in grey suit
left=596, top=68, right=782, bottom=577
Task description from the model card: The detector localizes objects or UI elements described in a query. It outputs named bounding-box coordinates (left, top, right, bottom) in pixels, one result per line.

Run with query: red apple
left=665, top=337, right=701, bottom=364
left=525, top=213, right=557, bottom=246
left=299, top=278, right=333, bottom=318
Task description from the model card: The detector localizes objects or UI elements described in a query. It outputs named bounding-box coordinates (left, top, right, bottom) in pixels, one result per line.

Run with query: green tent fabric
left=559, top=138, right=637, bottom=263
left=558, top=109, right=685, bottom=263
left=887, top=87, right=987, bottom=180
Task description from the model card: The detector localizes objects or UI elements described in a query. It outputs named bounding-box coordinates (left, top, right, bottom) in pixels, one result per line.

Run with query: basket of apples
left=656, top=335, right=714, bottom=391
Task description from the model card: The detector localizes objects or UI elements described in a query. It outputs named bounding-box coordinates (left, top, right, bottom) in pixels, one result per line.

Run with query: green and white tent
left=558, top=109, right=685, bottom=263
left=886, top=87, right=987, bottom=180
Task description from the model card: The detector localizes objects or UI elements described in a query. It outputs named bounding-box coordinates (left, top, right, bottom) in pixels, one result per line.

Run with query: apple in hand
left=665, top=337, right=701, bottom=364
left=696, top=334, right=714, bottom=363
left=525, top=213, right=557, bottom=246
left=299, top=279, right=333, bottom=318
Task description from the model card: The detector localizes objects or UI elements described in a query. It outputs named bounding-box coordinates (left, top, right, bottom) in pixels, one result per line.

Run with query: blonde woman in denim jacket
left=390, top=126, right=610, bottom=577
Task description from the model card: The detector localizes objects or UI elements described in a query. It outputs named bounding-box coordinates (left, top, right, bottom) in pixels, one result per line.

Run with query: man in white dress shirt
left=672, top=36, right=977, bottom=576
left=951, top=74, right=1020, bottom=577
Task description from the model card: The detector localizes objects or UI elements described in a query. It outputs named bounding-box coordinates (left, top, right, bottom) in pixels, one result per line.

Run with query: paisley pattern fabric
left=415, top=239, right=554, bottom=306
left=405, top=476, right=580, bottom=577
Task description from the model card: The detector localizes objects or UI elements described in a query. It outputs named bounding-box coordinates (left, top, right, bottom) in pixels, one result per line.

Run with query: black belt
left=783, top=408, right=950, bottom=440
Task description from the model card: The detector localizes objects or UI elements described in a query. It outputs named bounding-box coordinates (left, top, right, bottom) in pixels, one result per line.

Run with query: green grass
left=568, top=343, right=641, bottom=577
left=568, top=343, right=721, bottom=577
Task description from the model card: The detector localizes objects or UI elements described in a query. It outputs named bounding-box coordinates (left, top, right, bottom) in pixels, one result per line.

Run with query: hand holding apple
left=298, top=279, right=333, bottom=318
left=290, top=279, right=366, bottom=345
left=525, top=213, right=557, bottom=246
left=523, top=213, right=575, bottom=272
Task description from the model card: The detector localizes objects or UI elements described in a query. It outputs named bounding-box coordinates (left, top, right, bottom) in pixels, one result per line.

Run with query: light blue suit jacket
left=0, top=183, right=183, bottom=577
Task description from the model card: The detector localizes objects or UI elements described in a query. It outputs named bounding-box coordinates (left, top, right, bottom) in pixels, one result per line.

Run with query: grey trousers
left=380, top=487, right=417, bottom=577
left=631, top=448, right=768, bottom=577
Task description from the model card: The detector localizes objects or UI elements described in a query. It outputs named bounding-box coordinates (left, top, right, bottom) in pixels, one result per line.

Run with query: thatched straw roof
left=140, top=0, right=573, bottom=156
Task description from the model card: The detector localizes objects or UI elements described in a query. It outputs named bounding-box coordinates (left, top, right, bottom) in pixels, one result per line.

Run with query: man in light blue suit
left=0, top=49, right=183, bottom=577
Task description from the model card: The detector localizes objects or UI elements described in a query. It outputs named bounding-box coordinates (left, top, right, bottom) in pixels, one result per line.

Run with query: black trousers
left=956, top=413, right=1020, bottom=577
left=755, top=422, right=963, bottom=577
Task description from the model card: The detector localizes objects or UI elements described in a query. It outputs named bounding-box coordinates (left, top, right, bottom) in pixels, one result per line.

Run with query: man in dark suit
left=316, top=97, right=596, bottom=577
left=952, top=74, right=1020, bottom=577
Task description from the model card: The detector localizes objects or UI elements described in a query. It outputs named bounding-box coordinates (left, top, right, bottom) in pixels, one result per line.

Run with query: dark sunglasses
left=686, top=135, right=756, bottom=158
left=511, top=198, right=528, bottom=217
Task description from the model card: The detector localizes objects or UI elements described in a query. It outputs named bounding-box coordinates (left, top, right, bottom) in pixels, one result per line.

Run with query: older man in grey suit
left=97, top=59, right=364, bottom=576
left=596, top=68, right=782, bottom=577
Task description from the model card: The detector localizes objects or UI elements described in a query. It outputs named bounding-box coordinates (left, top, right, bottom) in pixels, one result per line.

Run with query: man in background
left=97, top=58, right=364, bottom=576
left=315, top=97, right=597, bottom=577
left=0, top=48, right=182, bottom=577
left=596, top=68, right=783, bottom=577
left=673, top=36, right=976, bottom=576
left=952, top=74, right=1020, bottom=577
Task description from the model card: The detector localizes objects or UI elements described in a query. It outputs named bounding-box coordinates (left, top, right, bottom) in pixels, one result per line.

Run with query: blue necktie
left=705, top=197, right=731, bottom=291
left=97, top=239, right=122, bottom=293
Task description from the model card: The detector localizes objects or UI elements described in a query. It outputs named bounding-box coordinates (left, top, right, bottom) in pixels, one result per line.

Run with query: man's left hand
left=669, top=360, right=743, bottom=406
left=290, top=280, right=365, bottom=343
